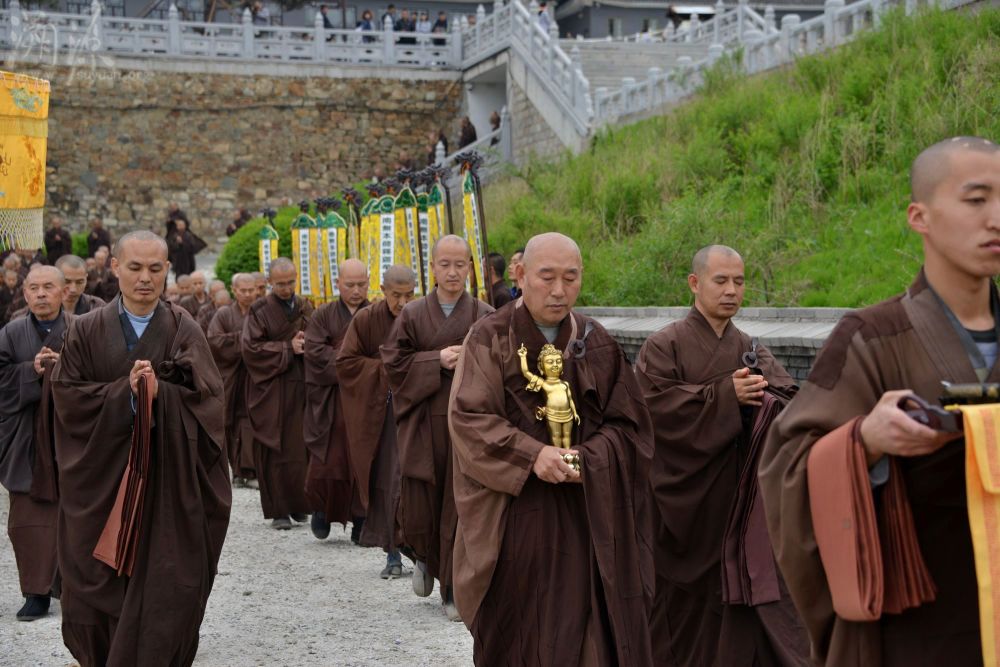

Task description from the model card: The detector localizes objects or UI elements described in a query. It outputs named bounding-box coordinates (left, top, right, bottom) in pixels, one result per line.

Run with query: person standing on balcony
left=489, top=111, right=501, bottom=146
left=357, top=9, right=376, bottom=42
left=458, top=117, right=478, bottom=150
left=416, top=11, right=432, bottom=40
left=381, top=4, right=397, bottom=30
left=397, top=8, right=416, bottom=44
left=432, top=11, right=448, bottom=46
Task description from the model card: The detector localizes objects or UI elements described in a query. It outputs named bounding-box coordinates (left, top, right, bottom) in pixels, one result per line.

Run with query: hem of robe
left=7, top=491, right=58, bottom=596
left=253, top=440, right=310, bottom=519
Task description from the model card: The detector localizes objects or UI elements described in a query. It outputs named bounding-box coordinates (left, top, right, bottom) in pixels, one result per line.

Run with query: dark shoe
left=350, top=517, right=365, bottom=545
left=380, top=563, right=403, bottom=580
left=16, top=595, right=50, bottom=621
left=310, top=511, right=331, bottom=540
left=291, top=513, right=309, bottom=523
left=271, top=517, right=292, bottom=530
left=412, top=560, right=434, bottom=598
left=245, top=478, right=259, bottom=490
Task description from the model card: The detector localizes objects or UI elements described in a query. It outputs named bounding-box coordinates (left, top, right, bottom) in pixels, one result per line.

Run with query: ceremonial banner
left=395, top=184, right=423, bottom=295
left=0, top=72, right=49, bottom=251
left=258, top=224, right=279, bottom=275
left=321, top=207, right=349, bottom=300
left=378, top=193, right=397, bottom=293
left=291, top=210, right=323, bottom=303
left=417, top=193, right=432, bottom=291
left=461, top=163, right=489, bottom=302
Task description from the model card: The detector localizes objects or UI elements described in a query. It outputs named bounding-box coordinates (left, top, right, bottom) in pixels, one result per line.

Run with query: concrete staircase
left=560, top=40, right=712, bottom=90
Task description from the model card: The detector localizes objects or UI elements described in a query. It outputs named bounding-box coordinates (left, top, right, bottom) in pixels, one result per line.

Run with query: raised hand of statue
left=517, top=343, right=528, bottom=359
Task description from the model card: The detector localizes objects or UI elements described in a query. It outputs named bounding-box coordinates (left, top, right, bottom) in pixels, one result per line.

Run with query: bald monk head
left=23, top=265, right=65, bottom=321
left=176, top=274, right=193, bottom=297
left=516, top=232, right=582, bottom=327
left=908, top=136, right=1000, bottom=282
left=381, top=264, right=417, bottom=317
left=212, top=289, right=232, bottom=307
left=268, top=257, right=297, bottom=301
left=688, top=245, right=745, bottom=336
left=431, top=234, right=472, bottom=302
left=111, top=230, right=170, bottom=316
left=337, top=258, right=369, bottom=312
left=252, top=271, right=267, bottom=298
left=165, top=284, right=180, bottom=303
left=208, top=279, right=226, bottom=296
left=55, top=254, right=88, bottom=311
left=189, top=271, right=206, bottom=298
left=232, top=272, right=258, bottom=312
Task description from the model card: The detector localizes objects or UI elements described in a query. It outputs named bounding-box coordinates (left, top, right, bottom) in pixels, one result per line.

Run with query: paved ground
left=0, top=488, right=474, bottom=666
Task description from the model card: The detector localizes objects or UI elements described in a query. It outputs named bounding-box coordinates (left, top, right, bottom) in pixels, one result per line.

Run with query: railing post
left=500, top=105, right=513, bottom=162
left=168, top=3, right=181, bottom=55
left=872, top=0, right=885, bottom=26
left=313, top=10, right=325, bottom=59
left=764, top=5, right=776, bottom=33
left=242, top=7, right=254, bottom=57
left=451, top=16, right=462, bottom=64
left=743, top=28, right=761, bottom=71
left=737, top=0, right=747, bottom=41
left=8, top=0, right=22, bottom=49
left=780, top=13, right=800, bottom=59
left=570, top=45, right=583, bottom=106
left=476, top=4, right=485, bottom=51
left=688, top=13, right=700, bottom=42
left=91, top=0, right=105, bottom=51
left=647, top=66, right=661, bottom=108
left=824, top=0, right=844, bottom=46
left=621, top=77, right=635, bottom=114
left=548, top=11, right=558, bottom=40
left=383, top=14, right=394, bottom=64
left=714, top=0, right=724, bottom=44
left=664, top=22, right=675, bottom=41
left=435, top=140, right=446, bottom=165
left=708, top=42, right=724, bottom=61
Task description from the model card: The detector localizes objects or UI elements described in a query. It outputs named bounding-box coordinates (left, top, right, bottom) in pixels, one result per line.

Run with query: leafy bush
left=72, top=232, right=88, bottom=258
left=484, top=7, right=1000, bottom=306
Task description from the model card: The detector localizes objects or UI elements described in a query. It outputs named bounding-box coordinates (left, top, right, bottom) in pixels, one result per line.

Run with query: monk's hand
left=291, top=331, right=306, bottom=355
left=439, top=345, right=462, bottom=370
left=859, top=389, right=958, bottom=465
left=33, top=347, right=59, bottom=375
left=532, top=446, right=581, bottom=484
left=732, top=367, right=768, bottom=406
left=130, top=360, right=159, bottom=399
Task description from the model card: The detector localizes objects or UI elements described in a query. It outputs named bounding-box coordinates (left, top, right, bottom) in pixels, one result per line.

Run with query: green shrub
left=72, top=232, right=88, bottom=258
left=485, top=7, right=1000, bottom=307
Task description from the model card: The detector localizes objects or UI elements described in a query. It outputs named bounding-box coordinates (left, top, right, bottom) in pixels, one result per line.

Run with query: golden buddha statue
left=517, top=343, right=580, bottom=450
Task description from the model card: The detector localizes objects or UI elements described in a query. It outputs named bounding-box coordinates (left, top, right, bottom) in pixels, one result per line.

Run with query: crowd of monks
left=0, top=136, right=998, bottom=667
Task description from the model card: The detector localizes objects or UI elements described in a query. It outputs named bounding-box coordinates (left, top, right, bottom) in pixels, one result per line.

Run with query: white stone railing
left=432, top=107, right=512, bottom=188
left=0, top=0, right=461, bottom=68
left=461, top=0, right=592, bottom=137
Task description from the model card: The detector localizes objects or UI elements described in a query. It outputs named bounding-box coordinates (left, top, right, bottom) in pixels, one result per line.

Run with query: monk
left=252, top=271, right=267, bottom=299
left=207, top=273, right=258, bottom=486
left=242, top=257, right=314, bottom=529
left=197, top=286, right=231, bottom=333
left=0, top=266, right=69, bottom=621
left=178, top=270, right=208, bottom=318
left=759, top=136, right=1000, bottom=666
left=449, top=232, right=655, bottom=665
left=51, top=231, right=230, bottom=666
left=382, top=235, right=493, bottom=619
left=176, top=274, right=193, bottom=300
left=486, top=251, right=513, bottom=308
left=337, top=265, right=415, bottom=578
left=56, top=254, right=106, bottom=315
left=304, top=259, right=370, bottom=541
left=635, top=245, right=808, bottom=667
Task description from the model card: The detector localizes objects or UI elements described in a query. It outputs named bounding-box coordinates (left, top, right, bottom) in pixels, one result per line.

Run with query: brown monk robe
left=304, top=259, right=370, bottom=537
left=635, top=246, right=808, bottom=667
left=382, top=236, right=493, bottom=615
left=336, top=265, right=416, bottom=578
left=51, top=231, right=230, bottom=667
left=449, top=233, right=655, bottom=666
left=197, top=287, right=230, bottom=334
left=759, top=137, right=1000, bottom=666
left=0, top=266, right=69, bottom=621
left=242, top=257, right=314, bottom=528
left=207, top=273, right=257, bottom=483
left=178, top=270, right=209, bottom=318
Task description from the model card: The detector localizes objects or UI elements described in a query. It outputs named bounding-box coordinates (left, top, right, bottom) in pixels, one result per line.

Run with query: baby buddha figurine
left=517, top=343, right=580, bottom=450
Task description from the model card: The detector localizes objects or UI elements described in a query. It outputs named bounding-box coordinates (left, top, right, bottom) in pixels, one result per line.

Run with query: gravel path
left=1, top=488, right=474, bottom=666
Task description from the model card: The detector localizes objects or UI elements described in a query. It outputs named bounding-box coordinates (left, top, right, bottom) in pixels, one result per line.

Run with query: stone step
left=559, top=40, right=711, bottom=90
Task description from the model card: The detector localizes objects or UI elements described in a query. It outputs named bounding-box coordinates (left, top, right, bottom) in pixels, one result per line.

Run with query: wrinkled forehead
left=118, top=239, right=168, bottom=263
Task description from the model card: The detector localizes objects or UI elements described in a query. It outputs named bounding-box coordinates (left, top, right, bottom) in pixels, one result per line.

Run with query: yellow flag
left=0, top=72, right=49, bottom=250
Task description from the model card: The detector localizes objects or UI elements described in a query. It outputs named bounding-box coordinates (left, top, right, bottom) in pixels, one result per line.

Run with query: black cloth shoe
left=271, top=517, right=292, bottom=530
left=291, top=513, right=309, bottom=523
left=16, top=595, right=50, bottom=621
left=350, top=517, right=365, bottom=545
left=310, top=511, right=331, bottom=540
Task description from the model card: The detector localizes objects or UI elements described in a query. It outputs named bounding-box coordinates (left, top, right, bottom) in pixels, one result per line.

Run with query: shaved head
left=24, top=266, right=64, bottom=320
left=113, top=231, right=168, bottom=261
left=209, top=279, right=225, bottom=294
left=383, top=264, right=417, bottom=287
left=339, top=258, right=368, bottom=279
left=268, top=257, right=295, bottom=277
left=431, top=234, right=471, bottom=260
left=691, top=245, right=742, bottom=276
left=911, top=136, right=1000, bottom=203
left=232, top=272, right=255, bottom=288
left=521, top=232, right=581, bottom=270
left=54, top=254, right=86, bottom=272
left=268, top=257, right=296, bottom=300
left=177, top=275, right=192, bottom=287
left=213, top=289, right=232, bottom=306
left=381, top=264, right=417, bottom=317
left=26, top=265, right=64, bottom=287
left=337, top=258, right=369, bottom=311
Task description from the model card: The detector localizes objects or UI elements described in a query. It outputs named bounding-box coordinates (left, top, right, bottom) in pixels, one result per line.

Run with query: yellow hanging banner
left=0, top=71, right=49, bottom=251
left=258, top=223, right=279, bottom=275
left=291, top=209, right=323, bottom=304
left=462, top=167, right=488, bottom=302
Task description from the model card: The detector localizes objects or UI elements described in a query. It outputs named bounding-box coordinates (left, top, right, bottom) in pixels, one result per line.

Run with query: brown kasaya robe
left=382, top=290, right=493, bottom=597
left=0, top=311, right=70, bottom=597
left=635, top=307, right=808, bottom=667
left=759, top=270, right=989, bottom=666
left=196, top=302, right=217, bottom=333
left=178, top=294, right=207, bottom=319
left=304, top=298, right=368, bottom=525
left=336, top=298, right=399, bottom=551
left=242, top=293, right=314, bottom=519
left=207, top=303, right=254, bottom=480
left=51, top=298, right=230, bottom=667
left=449, top=300, right=655, bottom=666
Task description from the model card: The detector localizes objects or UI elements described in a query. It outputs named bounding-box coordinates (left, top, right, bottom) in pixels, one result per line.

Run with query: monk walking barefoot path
left=1, top=487, right=474, bottom=666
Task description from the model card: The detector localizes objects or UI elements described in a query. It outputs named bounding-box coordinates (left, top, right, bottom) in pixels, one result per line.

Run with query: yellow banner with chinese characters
left=0, top=72, right=49, bottom=250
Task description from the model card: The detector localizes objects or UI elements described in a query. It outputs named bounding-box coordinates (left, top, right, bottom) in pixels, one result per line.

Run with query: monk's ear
left=687, top=273, right=699, bottom=295
left=514, top=262, right=525, bottom=287
left=110, top=257, right=121, bottom=278
left=907, top=201, right=930, bottom=236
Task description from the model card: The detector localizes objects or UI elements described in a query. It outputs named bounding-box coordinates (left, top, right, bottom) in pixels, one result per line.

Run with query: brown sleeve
left=304, top=309, right=339, bottom=387
left=335, top=309, right=384, bottom=398
left=241, top=306, right=293, bottom=383
left=207, top=310, right=241, bottom=369
left=448, top=330, right=546, bottom=496
left=381, top=308, right=442, bottom=418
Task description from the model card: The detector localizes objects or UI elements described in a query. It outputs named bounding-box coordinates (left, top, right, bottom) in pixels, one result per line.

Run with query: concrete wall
left=507, top=74, right=569, bottom=167
left=15, top=58, right=461, bottom=247
left=464, top=80, right=506, bottom=142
